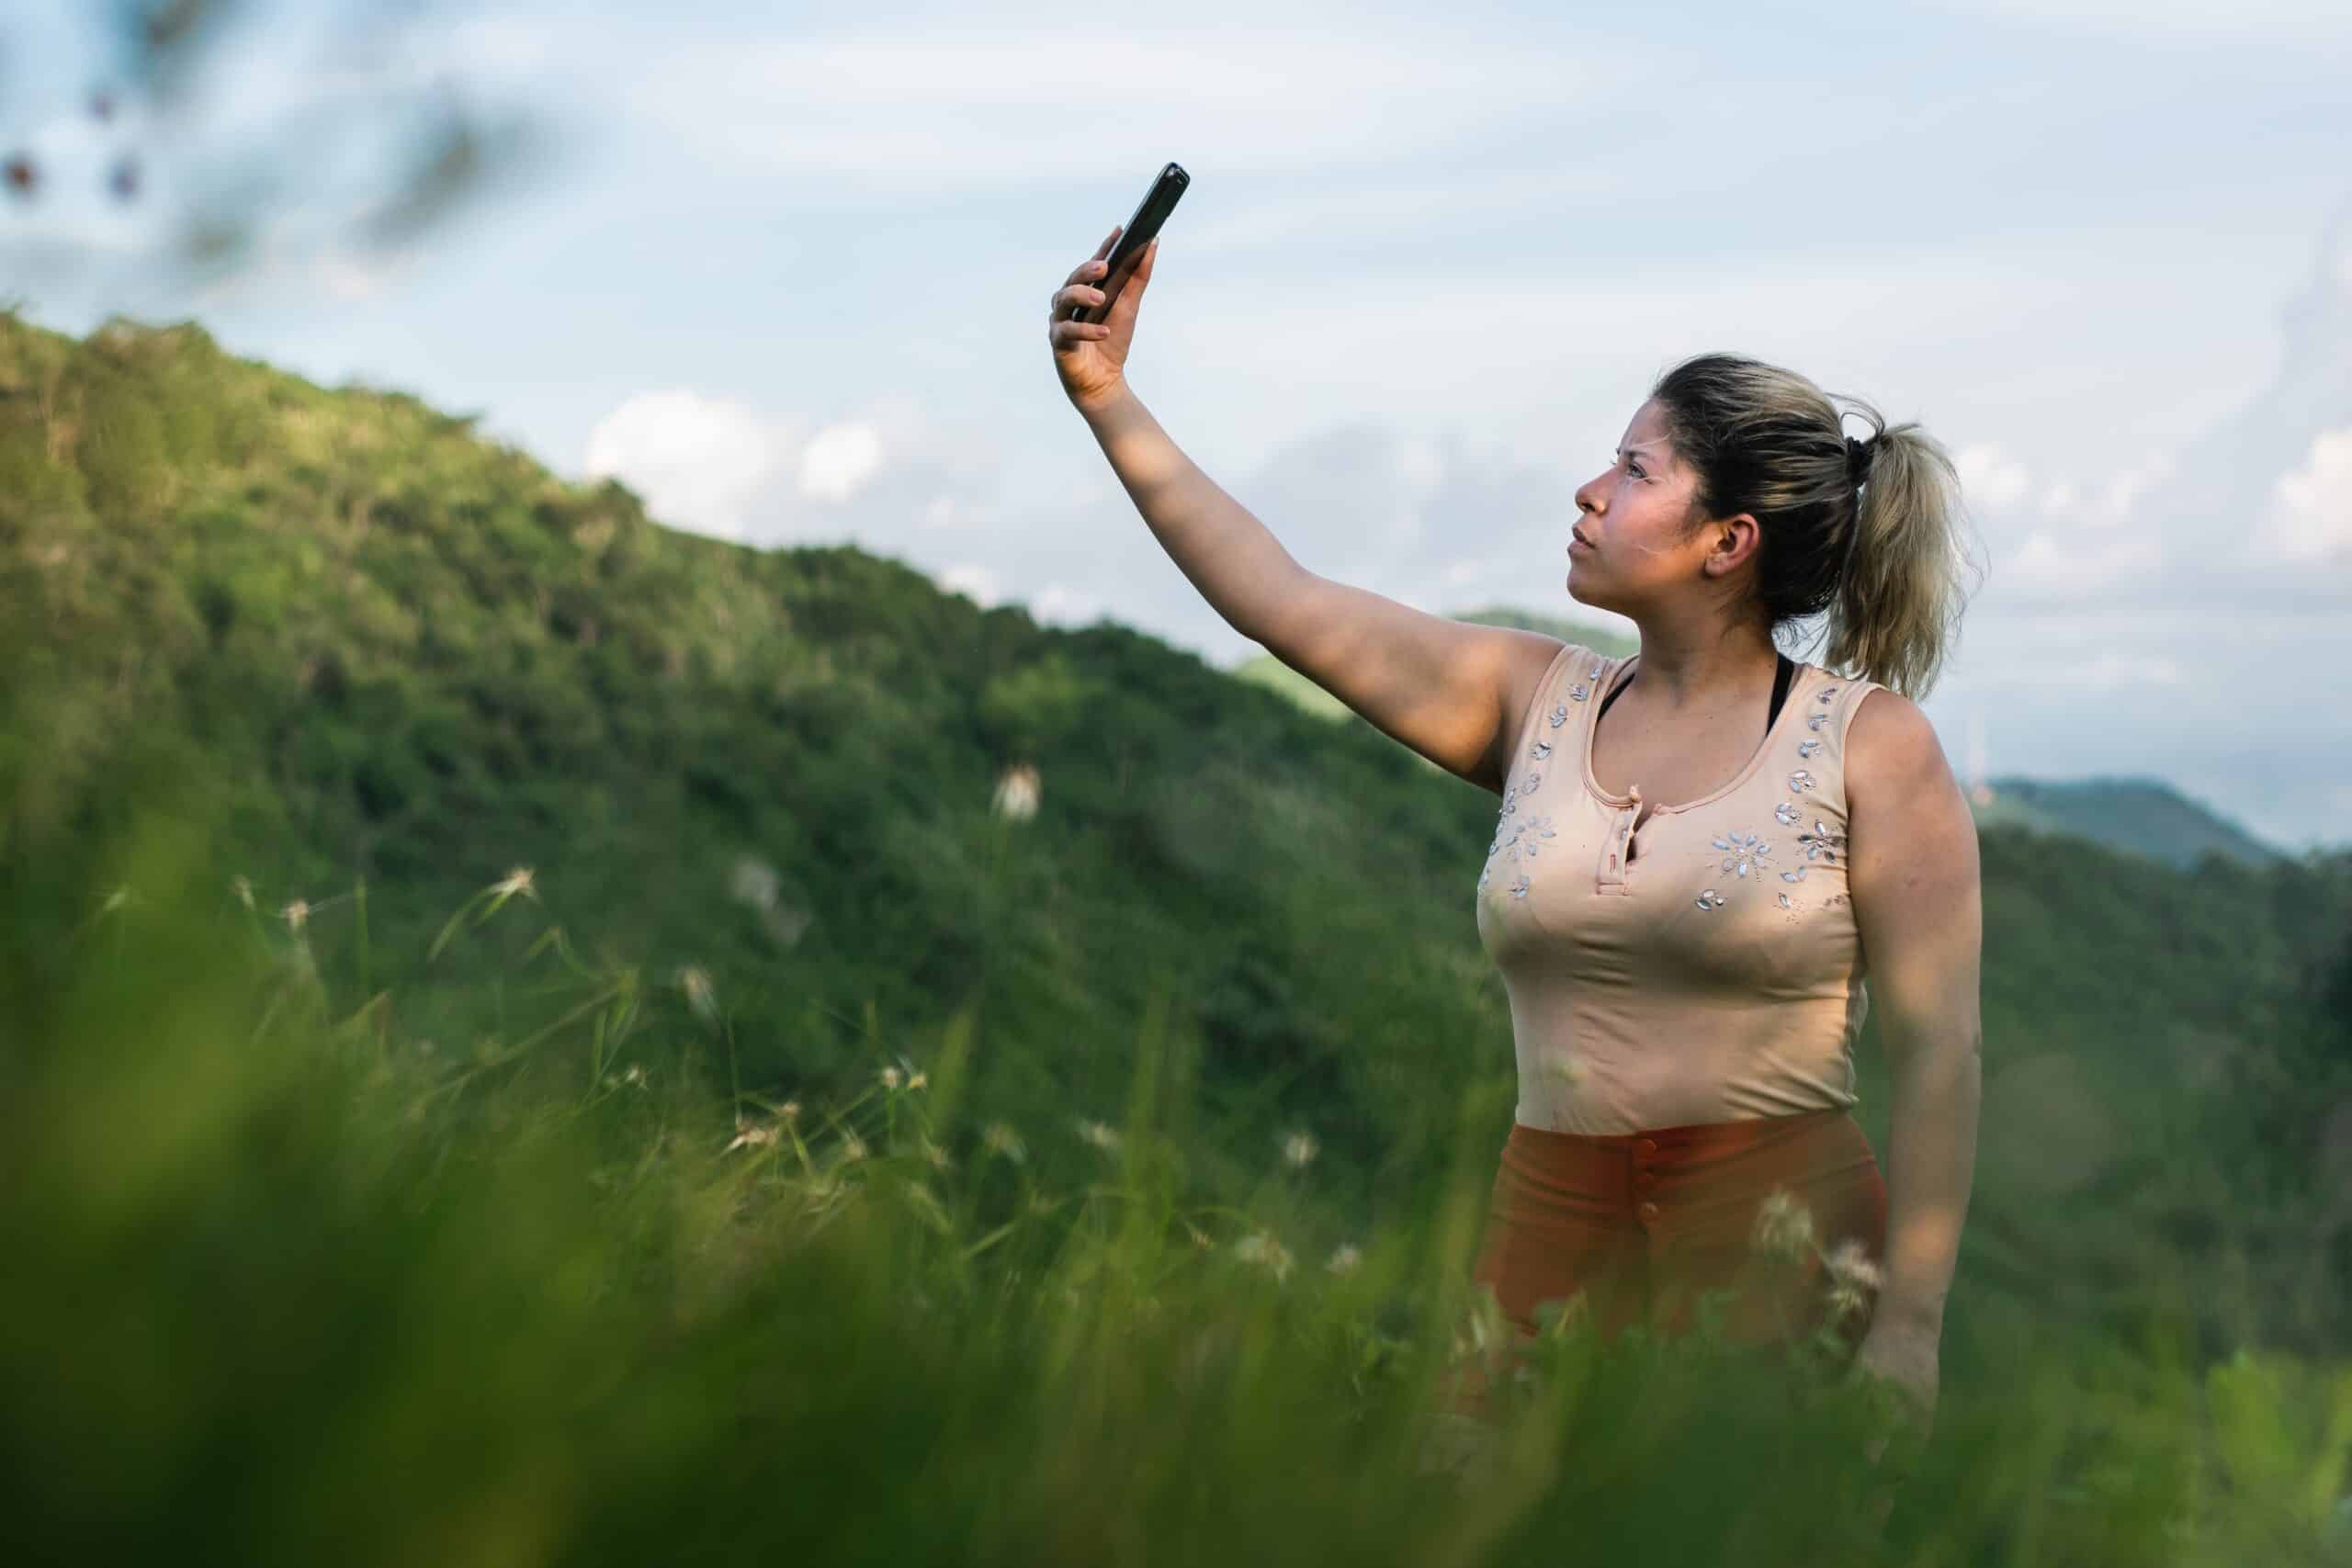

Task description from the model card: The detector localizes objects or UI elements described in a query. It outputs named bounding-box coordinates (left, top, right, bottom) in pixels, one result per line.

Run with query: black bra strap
left=1596, top=651, right=1797, bottom=734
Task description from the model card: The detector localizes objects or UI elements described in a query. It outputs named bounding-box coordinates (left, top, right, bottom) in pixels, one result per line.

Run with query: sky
left=4, top=0, right=2349, bottom=853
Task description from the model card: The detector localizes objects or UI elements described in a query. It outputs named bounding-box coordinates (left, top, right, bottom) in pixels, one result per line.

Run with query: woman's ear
left=1705, top=513, right=1762, bottom=574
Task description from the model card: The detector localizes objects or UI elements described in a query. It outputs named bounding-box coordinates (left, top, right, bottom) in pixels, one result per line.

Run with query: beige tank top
left=1475, top=640, right=1885, bottom=1135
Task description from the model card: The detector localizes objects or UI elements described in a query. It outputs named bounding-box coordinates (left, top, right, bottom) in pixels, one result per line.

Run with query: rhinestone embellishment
left=1798, top=738, right=1822, bottom=759
left=1798, top=818, right=1848, bottom=863
left=1806, top=711, right=1832, bottom=732
left=1695, top=888, right=1728, bottom=910
left=1548, top=701, right=1570, bottom=728
left=1482, top=801, right=1557, bottom=899
left=1818, top=686, right=1840, bottom=704
left=1774, top=801, right=1802, bottom=825
left=1712, top=829, right=1775, bottom=879
left=1568, top=682, right=1589, bottom=703
left=1787, top=768, right=1818, bottom=792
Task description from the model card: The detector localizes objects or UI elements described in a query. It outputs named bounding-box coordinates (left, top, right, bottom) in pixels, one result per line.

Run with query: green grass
left=6, top=809, right=2350, bottom=1567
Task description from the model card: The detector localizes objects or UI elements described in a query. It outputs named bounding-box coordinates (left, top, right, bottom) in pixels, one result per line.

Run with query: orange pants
left=1448, top=1107, right=1887, bottom=1420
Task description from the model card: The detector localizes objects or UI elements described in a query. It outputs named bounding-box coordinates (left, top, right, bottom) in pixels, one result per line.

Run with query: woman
left=1047, top=228, right=1982, bottom=1459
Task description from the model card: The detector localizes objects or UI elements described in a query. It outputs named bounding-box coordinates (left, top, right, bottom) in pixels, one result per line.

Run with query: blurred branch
left=1, top=0, right=557, bottom=298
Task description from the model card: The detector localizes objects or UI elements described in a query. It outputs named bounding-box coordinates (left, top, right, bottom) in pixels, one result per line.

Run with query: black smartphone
left=1072, top=161, right=1188, bottom=325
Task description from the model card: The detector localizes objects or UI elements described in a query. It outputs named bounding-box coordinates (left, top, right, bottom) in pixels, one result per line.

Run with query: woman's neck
left=1622, top=622, right=1781, bottom=708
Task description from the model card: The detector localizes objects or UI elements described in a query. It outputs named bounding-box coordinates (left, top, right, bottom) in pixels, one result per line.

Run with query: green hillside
left=4, top=309, right=2349, bottom=1349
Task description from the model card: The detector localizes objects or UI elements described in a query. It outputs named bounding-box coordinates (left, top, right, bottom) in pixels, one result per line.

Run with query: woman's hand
left=1049, top=224, right=1159, bottom=413
left=1849, top=1321, right=1939, bottom=1540
left=1849, top=1318, right=1939, bottom=1449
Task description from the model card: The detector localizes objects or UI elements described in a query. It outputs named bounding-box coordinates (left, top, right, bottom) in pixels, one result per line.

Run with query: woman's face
left=1566, top=398, right=1723, bottom=612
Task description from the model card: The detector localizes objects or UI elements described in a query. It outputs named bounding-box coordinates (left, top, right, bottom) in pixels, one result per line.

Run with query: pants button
left=1636, top=1170, right=1657, bottom=1190
left=1637, top=1201, right=1659, bottom=1222
left=1636, top=1138, right=1658, bottom=1156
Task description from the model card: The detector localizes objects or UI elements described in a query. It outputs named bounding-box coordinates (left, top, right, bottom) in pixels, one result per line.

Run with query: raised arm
left=1076, top=385, right=1557, bottom=796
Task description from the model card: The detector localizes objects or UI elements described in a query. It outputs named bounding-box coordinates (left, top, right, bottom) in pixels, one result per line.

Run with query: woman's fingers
left=1051, top=277, right=1105, bottom=313
left=1064, top=227, right=1119, bottom=288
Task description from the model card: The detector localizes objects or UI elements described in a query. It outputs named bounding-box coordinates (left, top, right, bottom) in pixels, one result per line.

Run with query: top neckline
left=1578, top=652, right=1817, bottom=817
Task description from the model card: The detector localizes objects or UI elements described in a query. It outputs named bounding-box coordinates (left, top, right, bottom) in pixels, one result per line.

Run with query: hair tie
left=1845, top=433, right=1878, bottom=487
left=1838, top=429, right=1878, bottom=585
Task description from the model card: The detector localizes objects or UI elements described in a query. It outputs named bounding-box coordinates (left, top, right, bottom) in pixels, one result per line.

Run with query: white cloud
left=582, top=389, right=792, bottom=540
left=1029, top=581, right=1103, bottom=627
left=938, top=563, right=1003, bottom=607
left=1954, top=443, right=2032, bottom=511
left=2263, top=426, right=2352, bottom=565
left=797, top=422, right=886, bottom=502
left=311, top=244, right=408, bottom=301
left=2093, top=451, right=2177, bottom=526
left=2005, top=526, right=2153, bottom=601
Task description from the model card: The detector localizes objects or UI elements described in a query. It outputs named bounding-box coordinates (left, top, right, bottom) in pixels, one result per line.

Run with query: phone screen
left=1074, top=162, right=1189, bottom=325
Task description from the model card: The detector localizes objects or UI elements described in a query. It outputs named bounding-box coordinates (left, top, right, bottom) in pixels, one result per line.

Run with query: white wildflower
left=982, top=1121, right=1026, bottom=1164
left=1076, top=1118, right=1121, bottom=1152
left=991, top=761, right=1042, bottom=822
left=1821, top=1236, right=1885, bottom=1321
left=1283, top=1130, right=1319, bottom=1169
left=1751, top=1188, right=1816, bottom=1262
left=725, top=1120, right=778, bottom=1153
left=1233, top=1232, right=1294, bottom=1282
left=1326, top=1243, right=1363, bottom=1277
left=729, top=855, right=779, bottom=910
left=676, top=964, right=718, bottom=1023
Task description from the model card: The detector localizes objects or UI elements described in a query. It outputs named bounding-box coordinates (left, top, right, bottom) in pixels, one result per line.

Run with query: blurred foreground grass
left=4, top=811, right=2348, bottom=1567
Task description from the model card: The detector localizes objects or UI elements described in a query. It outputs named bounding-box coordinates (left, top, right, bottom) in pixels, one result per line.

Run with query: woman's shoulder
left=1838, top=679, right=1948, bottom=801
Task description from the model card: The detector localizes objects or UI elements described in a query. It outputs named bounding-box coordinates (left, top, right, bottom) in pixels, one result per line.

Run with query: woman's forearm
left=1874, top=1032, right=1981, bottom=1334
left=1078, top=385, right=1306, bottom=642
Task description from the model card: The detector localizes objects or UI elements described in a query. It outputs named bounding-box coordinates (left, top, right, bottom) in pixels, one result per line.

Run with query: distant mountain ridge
left=1968, top=774, right=2282, bottom=871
